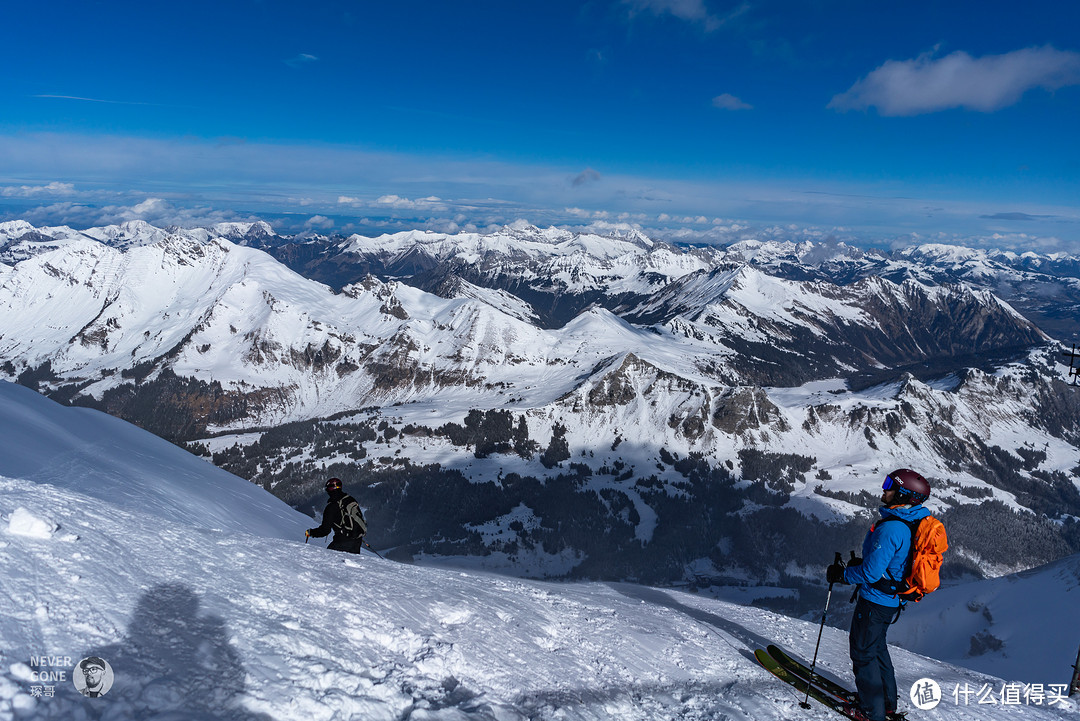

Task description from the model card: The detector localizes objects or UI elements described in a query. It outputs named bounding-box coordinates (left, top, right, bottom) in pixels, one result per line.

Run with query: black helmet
left=325, top=477, right=342, bottom=493
left=883, top=468, right=930, bottom=504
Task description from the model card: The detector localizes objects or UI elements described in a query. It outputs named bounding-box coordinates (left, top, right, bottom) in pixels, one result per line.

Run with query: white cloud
left=0, top=181, right=77, bottom=197
left=885, top=229, right=1075, bottom=254
left=375, top=195, right=447, bottom=211
left=337, top=194, right=450, bottom=212
left=712, top=93, right=752, bottom=110
left=830, top=45, right=1080, bottom=116
left=129, top=198, right=168, bottom=217
left=305, top=215, right=334, bottom=230
left=623, top=0, right=746, bottom=31
left=625, top=0, right=709, bottom=22
left=4, top=198, right=257, bottom=229
left=285, top=53, right=319, bottom=68
left=564, top=207, right=614, bottom=220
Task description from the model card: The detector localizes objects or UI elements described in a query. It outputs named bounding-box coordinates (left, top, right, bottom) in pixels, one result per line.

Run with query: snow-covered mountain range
left=2, top=220, right=1079, bottom=603
left=1, top=381, right=1076, bottom=720
left=0, top=219, right=1055, bottom=426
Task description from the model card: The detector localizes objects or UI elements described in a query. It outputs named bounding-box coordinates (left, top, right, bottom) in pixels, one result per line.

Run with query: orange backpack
left=873, top=515, right=948, bottom=602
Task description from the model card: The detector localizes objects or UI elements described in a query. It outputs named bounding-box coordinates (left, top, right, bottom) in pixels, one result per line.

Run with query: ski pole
left=363, top=539, right=384, bottom=559
left=802, top=551, right=842, bottom=709
left=1070, top=643, right=1080, bottom=697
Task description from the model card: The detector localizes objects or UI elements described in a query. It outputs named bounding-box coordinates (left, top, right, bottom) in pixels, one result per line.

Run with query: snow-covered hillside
left=893, top=551, right=1080, bottom=686
left=0, top=382, right=1076, bottom=720
left=0, top=381, right=306, bottom=539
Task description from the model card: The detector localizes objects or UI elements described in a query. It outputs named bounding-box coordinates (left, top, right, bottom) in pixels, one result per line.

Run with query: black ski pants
left=850, top=596, right=898, bottom=721
left=328, top=535, right=364, bottom=554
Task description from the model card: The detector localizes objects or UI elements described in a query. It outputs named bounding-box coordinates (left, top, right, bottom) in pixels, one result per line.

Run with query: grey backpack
left=337, top=496, right=368, bottom=538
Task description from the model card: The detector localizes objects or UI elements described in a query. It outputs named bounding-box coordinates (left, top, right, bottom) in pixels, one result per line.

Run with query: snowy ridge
left=342, top=222, right=712, bottom=298
left=79, top=220, right=176, bottom=249
left=344, top=223, right=655, bottom=262
left=1, top=235, right=590, bottom=421
left=541, top=358, right=1076, bottom=518
left=0, top=222, right=1045, bottom=430
left=438, top=276, right=541, bottom=324
left=0, top=380, right=307, bottom=539
left=0, top=385, right=1075, bottom=720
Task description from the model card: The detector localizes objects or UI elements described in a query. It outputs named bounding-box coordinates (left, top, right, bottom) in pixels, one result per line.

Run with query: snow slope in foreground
left=2, top=478, right=1077, bottom=721
left=0, top=381, right=308, bottom=540
left=0, top=385, right=1076, bottom=720
left=893, top=552, right=1080, bottom=686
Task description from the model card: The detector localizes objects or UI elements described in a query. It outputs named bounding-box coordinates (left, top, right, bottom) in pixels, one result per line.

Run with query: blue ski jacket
left=844, top=503, right=931, bottom=607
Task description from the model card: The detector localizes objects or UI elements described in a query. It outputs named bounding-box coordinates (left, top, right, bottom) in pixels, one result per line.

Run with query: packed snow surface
left=0, top=382, right=1076, bottom=720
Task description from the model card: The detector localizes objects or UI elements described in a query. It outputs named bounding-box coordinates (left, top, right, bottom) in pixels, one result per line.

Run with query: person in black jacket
left=306, top=477, right=367, bottom=554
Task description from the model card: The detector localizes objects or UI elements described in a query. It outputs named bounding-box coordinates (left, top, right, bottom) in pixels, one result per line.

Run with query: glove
left=826, top=562, right=847, bottom=585
left=847, top=551, right=862, bottom=567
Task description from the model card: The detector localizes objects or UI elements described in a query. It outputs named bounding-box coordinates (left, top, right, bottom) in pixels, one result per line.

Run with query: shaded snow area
left=0, top=385, right=1077, bottom=720
left=893, top=552, right=1080, bottom=686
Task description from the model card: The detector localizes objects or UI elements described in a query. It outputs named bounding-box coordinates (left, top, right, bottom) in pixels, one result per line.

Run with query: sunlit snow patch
left=6, top=507, right=57, bottom=539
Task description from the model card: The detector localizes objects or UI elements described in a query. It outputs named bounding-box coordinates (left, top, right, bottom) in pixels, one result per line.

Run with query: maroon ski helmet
left=325, top=477, right=343, bottom=493
left=884, top=468, right=930, bottom=504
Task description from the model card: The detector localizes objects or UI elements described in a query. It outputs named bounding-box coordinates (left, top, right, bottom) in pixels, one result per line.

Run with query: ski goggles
left=882, top=475, right=898, bottom=491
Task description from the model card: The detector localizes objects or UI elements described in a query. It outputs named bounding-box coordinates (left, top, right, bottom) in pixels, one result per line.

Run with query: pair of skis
left=755, top=644, right=906, bottom=721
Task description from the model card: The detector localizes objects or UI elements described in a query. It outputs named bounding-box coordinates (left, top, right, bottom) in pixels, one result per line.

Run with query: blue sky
left=1, top=0, right=1078, bottom=249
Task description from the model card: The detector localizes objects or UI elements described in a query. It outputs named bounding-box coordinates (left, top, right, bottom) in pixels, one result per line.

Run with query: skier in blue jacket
left=826, top=468, right=932, bottom=721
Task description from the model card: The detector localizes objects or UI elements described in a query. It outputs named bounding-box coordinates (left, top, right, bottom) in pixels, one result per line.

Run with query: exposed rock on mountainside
left=2, top=220, right=1079, bottom=605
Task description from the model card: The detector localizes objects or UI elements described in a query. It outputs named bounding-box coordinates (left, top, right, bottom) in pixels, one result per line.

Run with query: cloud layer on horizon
left=0, top=132, right=1076, bottom=253
left=2, top=192, right=1074, bottom=257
